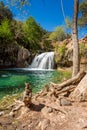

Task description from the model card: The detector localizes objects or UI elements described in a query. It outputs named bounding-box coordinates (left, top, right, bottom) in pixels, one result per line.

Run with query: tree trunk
left=72, top=0, right=80, bottom=77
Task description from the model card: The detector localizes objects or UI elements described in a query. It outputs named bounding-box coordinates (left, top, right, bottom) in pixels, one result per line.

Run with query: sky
left=2, top=0, right=87, bottom=38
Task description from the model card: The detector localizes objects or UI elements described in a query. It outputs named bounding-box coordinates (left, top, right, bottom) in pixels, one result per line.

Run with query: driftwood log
left=56, top=85, right=76, bottom=95
left=50, top=71, right=86, bottom=91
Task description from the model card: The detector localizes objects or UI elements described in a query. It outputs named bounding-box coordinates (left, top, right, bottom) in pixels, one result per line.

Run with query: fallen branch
left=56, top=85, right=76, bottom=95
left=50, top=71, right=86, bottom=91
left=9, top=102, right=24, bottom=116
left=12, top=103, right=24, bottom=112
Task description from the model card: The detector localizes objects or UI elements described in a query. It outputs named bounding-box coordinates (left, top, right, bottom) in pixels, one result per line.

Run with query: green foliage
left=79, top=0, right=87, bottom=27
left=53, top=70, right=71, bottom=83
left=54, top=43, right=66, bottom=64
left=0, top=19, right=13, bottom=44
left=11, top=20, right=28, bottom=47
left=80, top=42, right=87, bottom=56
left=41, top=32, right=53, bottom=51
left=58, top=44, right=66, bottom=56
left=49, top=26, right=67, bottom=41
left=24, top=16, right=46, bottom=50
left=42, top=40, right=53, bottom=51
left=0, top=94, right=22, bottom=111
left=0, top=1, right=13, bottom=23
left=25, top=17, right=44, bottom=42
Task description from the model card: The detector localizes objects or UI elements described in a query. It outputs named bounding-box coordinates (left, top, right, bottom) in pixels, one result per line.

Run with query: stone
left=0, top=43, right=31, bottom=68
left=47, top=107, right=53, bottom=113
left=17, top=47, right=30, bottom=67
left=0, top=111, right=4, bottom=116
left=59, top=98, right=72, bottom=106
left=40, top=119, right=50, bottom=130
left=9, top=111, right=15, bottom=117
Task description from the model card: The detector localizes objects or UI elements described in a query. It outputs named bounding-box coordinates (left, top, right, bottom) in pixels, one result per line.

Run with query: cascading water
left=29, top=52, right=54, bottom=69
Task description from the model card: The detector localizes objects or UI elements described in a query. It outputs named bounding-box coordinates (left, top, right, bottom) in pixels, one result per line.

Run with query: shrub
left=80, top=42, right=87, bottom=56
left=49, top=26, right=67, bottom=41
left=58, top=44, right=66, bottom=56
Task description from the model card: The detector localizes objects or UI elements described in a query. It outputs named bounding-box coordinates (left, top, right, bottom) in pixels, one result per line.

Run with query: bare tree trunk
left=72, top=0, right=80, bottom=77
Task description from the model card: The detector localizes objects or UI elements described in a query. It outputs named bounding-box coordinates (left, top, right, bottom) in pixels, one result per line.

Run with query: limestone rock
left=59, top=98, right=72, bottom=106
left=38, top=119, right=50, bottom=130
left=0, top=43, right=31, bottom=68
left=0, top=43, right=18, bottom=68
left=17, top=47, right=30, bottom=67
left=0, top=111, right=4, bottom=116
left=70, top=74, right=87, bottom=101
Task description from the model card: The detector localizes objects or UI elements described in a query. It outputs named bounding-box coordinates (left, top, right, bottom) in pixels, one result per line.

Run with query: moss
left=12, top=120, right=19, bottom=126
left=52, top=70, right=71, bottom=83
left=0, top=93, right=23, bottom=111
left=61, top=71, right=71, bottom=79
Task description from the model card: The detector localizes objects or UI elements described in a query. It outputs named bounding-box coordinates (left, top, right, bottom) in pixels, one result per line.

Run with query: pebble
left=60, top=98, right=72, bottom=106
left=0, top=111, right=4, bottom=116
left=47, top=107, right=53, bottom=113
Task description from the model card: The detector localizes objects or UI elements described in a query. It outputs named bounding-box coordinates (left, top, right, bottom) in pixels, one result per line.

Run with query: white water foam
left=29, top=52, right=54, bottom=70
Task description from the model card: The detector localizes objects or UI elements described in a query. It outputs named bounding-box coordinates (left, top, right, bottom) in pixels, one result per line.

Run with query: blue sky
left=2, top=0, right=87, bottom=38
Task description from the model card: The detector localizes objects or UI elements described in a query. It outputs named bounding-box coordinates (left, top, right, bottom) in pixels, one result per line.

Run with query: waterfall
left=29, top=52, right=54, bottom=69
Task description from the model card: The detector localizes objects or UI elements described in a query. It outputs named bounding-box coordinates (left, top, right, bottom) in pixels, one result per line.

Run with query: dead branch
left=56, top=85, right=76, bottom=95
left=50, top=71, right=86, bottom=91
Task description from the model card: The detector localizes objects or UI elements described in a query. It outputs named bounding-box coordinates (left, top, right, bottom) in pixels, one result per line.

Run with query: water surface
left=0, top=69, right=70, bottom=99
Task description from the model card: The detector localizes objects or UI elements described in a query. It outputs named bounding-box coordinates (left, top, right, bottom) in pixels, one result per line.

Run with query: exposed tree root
left=8, top=71, right=86, bottom=120
left=50, top=70, right=86, bottom=91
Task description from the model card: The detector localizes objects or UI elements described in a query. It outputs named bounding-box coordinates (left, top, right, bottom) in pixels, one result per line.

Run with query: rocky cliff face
left=17, top=46, right=30, bottom=67
left=0, top=43, right=30, bottom=68
left=0, top=35, right=87, bottom=69
left=54, top=35, right=87, bottom=69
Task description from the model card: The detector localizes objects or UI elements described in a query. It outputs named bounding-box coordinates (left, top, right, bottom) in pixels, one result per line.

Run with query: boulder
left=70, top=74, right=87, bottom=101
left=0, top=43, right=19, bottom=68
left=17, top=46, right=30, bottom=67
left=59, top=98, right=72, bottom=106
left=54, top=36, right=87, bottom=69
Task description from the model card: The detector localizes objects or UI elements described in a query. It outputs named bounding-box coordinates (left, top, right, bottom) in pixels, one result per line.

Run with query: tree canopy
left=49, top=26, right=67, bottom=41
left=24, top=16, right=45, bottom=44
left=0, top=2, right=48, bottom=51
left=0, top=19, right=13, bottom=44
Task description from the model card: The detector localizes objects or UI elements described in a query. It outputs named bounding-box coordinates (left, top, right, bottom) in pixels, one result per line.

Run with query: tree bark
left=72, top=0, right=80, bottom=77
